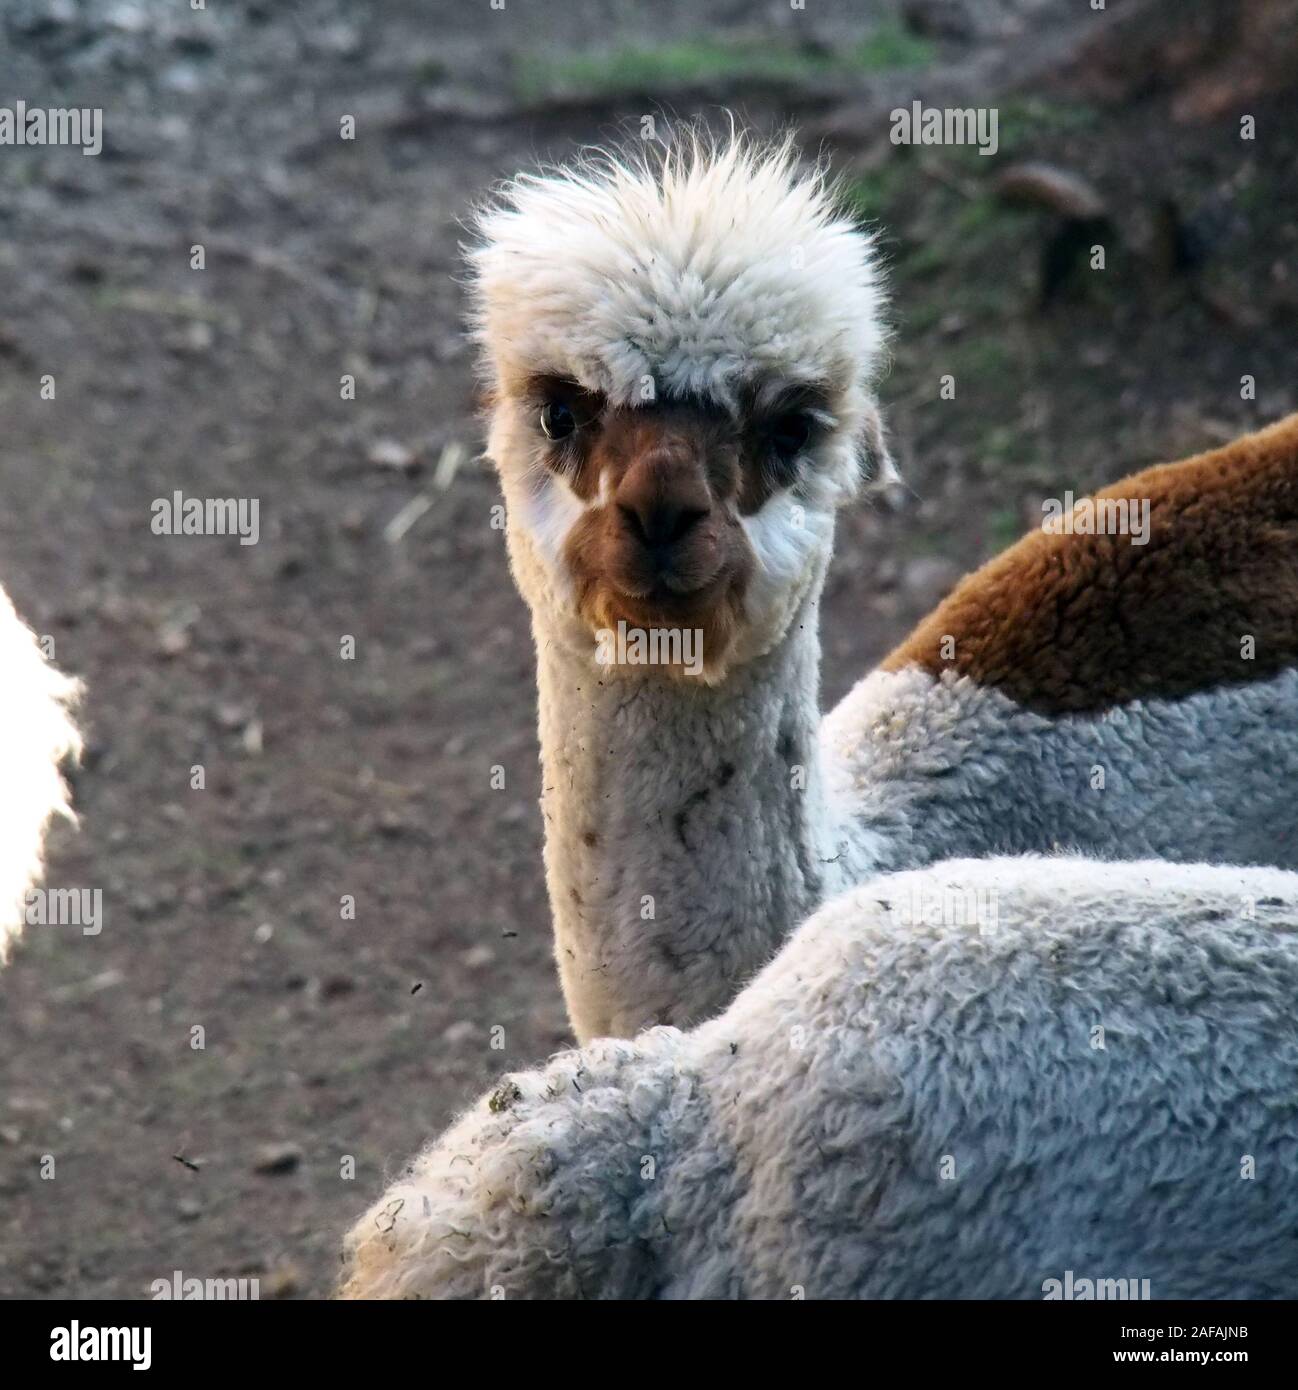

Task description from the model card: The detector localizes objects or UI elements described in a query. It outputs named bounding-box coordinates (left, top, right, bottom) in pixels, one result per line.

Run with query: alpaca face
left=471, top=133, right=888, bottom=680
left=487, top=373, right=859, bottom=680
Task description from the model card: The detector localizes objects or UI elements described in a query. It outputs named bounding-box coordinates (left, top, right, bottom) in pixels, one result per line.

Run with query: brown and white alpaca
left=471, top=130, right=1298, bottom=1042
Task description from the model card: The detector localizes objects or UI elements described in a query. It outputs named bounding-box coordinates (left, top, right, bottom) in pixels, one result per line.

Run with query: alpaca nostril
left=617, top=503, right=650, bottom=548
left=666, top=506, right=709, bottom=545
left=618, top=501, right=709, bottom=553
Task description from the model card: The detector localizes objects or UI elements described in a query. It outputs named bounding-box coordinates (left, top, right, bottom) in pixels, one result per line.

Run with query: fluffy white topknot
left=467, top=128, right=886, bottom=412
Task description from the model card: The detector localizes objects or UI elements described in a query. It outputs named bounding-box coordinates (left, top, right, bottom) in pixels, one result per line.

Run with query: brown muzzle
left=562, top=404, right=754, bottom=666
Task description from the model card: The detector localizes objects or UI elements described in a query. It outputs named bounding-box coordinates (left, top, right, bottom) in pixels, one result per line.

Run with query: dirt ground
left=1, top=0, right=1295, bottom=1298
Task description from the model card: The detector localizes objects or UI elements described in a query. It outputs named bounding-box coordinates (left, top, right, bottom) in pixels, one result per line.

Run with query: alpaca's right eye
left=769, top=411, right=813, bottom=461
left=540, top=401, right=577, bottom=441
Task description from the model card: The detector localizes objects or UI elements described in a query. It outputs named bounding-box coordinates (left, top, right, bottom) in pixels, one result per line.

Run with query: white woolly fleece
left=469, top=130, right=885, bottom=430
left=0, top=584, right=81, bottom=961
left=341, top=856, right=1298, bottom=1299
left=824, top=664, right=1298, bottom=875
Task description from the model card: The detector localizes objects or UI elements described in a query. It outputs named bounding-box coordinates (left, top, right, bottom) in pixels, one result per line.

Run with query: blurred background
left=1, top=0, right=1295, bottom=1297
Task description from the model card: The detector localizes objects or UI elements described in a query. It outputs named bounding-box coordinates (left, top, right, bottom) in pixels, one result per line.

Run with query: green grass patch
left=994, top=97, right=1100, bottom=156
left=516, top=22, right=934, bottom=102
left=850, top=20, right=936, bottom=72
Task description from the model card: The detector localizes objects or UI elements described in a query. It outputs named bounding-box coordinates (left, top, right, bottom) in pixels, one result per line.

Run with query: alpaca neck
left=535, top=596, right=852, bottom=1041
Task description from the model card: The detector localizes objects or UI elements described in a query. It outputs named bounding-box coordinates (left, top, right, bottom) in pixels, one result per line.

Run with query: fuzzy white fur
left=469, top=129, right=885, bottom=427
left=0, top=584, right=81, bottom=961
left=342, top=856, right=1298, bottom=1299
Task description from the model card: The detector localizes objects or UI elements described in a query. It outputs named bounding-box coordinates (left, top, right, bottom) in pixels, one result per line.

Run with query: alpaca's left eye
left=769, top=411, right=813, bottom=461
left=540, top=400, right=577, bottom=441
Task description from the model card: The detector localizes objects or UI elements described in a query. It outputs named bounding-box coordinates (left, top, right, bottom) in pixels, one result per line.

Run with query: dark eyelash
left=525, top=376, right=604, bottom=424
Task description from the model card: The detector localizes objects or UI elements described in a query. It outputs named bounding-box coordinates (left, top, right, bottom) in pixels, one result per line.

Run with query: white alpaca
left=467, top=129, right=1298, bottom=1041
left=342, top=857, right=1298, bottom=1299
left=0, top=584, right=81, bottom=961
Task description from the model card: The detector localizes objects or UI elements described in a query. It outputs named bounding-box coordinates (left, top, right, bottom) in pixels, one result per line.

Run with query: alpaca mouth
left=609, top=547, right=731, bottom=603
left=607, top=567, right=730, bottom=622
left=614, top=572, right=717, bottom=603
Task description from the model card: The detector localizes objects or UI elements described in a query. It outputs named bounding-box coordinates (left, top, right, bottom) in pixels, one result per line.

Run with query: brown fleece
left=881, top=414, right=1298, bottom=715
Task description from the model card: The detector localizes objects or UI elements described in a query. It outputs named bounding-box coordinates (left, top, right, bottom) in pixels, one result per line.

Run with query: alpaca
left=341, top=855, right=1298, bottom=1299
left=468, top=129, right=1298, bottom=1041
left=0, top=583, right=81, bottom=961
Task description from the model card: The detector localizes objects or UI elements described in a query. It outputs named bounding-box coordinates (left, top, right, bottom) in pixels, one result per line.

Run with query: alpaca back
left=342, top=855, right=1298, bottom=1299
left=832, top=413, right=1298, bottom=875
left=671, top=856, right=1298, bottom=1297
left=826, top=664, right=1298, bottom=873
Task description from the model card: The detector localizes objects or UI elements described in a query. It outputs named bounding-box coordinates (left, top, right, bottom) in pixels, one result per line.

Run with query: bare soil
left=0, top=0, right=1294, bottom=1297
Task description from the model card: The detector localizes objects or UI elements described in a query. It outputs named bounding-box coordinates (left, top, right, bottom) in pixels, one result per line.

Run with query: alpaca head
left=470, top=129, right=889, bottom=681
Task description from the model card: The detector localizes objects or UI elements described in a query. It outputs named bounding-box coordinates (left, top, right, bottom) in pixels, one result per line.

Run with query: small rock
left=176, top=1197, right=203, bottom=1222
left=164, top=320, right=214, bottom=355
left=462, top=944, right=496, bottom=970
left=214, top=702, right=249, bottom=731
left=252, top=1142, right=302, bottom=1176
left=155, top=623, right=191, bottom=657
left=366, top=438, right=420, bottom=474
left=442, top=1020, right=475, bottom=1045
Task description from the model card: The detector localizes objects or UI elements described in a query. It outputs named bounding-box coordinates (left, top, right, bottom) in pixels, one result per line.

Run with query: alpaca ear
left=858, top=399, right=901, bottom=496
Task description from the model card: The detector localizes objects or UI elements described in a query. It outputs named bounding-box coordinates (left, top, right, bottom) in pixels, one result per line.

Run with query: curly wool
left=342, top=856, right=1298, bottom=1299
